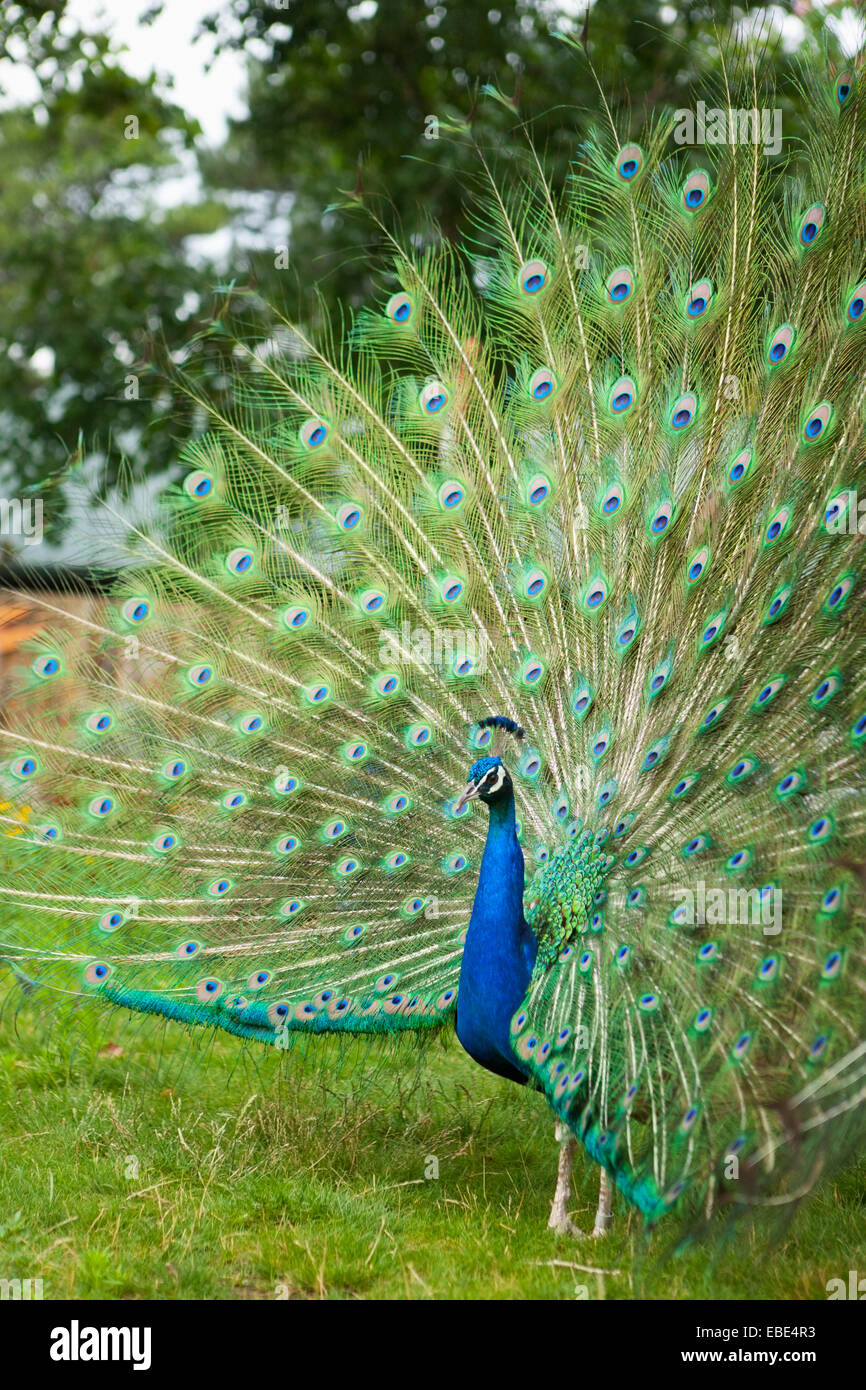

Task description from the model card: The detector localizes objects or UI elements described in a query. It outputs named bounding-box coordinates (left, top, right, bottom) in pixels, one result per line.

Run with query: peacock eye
left=518, top=258, right=549, bottom=295
left=226, top=548, right=255, bottom=574
left=32, top=653, right=61, bottom=678
left=121, top=597, right=150, bottom=624
left=299, top=417, right=329, bottom=449
left=528, top=367, right=556, bottom=401
left=386, top=291, right=414, bottom=323
left=605, top=265, right=634, bottom=304
left=615, top=143, right=643, bottom=182
left=608, top=376, right=636, bottom=415
left=681, top=169, right=711, bottom=212
left=802, top=401, right=832, bottom=443
left=184, top=469, right=213, bottom=498
left=420, top=380, right=449, bottom=415
left=798, top=202, right=825, bottom=248
left=337, top=501, right=364, bottom=531
left=187, top=664, right=213, bottom=687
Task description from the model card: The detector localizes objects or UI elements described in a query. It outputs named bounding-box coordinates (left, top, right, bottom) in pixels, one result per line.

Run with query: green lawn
left=1, top=995, right=863, bottom=1300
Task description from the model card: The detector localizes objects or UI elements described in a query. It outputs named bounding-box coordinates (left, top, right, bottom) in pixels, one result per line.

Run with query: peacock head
left=455, top=756, right=513, bottom=812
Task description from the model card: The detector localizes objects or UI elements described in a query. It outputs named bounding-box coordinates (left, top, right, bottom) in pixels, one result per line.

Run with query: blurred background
left=0, top=0, right=862, bottom=563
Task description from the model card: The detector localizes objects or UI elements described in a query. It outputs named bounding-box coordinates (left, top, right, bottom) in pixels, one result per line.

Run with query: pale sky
left=0, top=0, right=249, bottom=144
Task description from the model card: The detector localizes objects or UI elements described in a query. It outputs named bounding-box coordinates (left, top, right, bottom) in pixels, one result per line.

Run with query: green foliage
left=0, top=2, right=233, bottom=529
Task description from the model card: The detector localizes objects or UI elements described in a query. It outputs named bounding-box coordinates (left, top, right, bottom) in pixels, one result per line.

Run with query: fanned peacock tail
left=2, top=39, right=866, bottom=1232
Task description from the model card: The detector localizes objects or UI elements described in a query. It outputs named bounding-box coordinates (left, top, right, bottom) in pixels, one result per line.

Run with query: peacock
left=2, top=37, right=866, bottom=1246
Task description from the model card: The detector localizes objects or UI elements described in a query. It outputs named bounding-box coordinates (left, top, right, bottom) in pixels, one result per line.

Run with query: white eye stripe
left=483, top=766, right=506, bottom=794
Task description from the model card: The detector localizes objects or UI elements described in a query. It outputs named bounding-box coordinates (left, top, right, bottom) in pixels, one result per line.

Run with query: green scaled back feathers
left=2, top=41, right=866, bottom=1232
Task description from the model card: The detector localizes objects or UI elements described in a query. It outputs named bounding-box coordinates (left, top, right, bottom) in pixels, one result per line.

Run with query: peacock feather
left=2, top=41, right=866, bottom=1236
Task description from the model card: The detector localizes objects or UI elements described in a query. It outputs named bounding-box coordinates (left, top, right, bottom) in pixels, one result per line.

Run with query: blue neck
left=455, top=790, right=537, bottom=1082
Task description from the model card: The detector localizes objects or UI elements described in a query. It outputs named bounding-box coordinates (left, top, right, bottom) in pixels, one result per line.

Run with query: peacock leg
left=592, top=1168, right=613, bottom=1238
left=548, top=1120, right=584, bottom=1236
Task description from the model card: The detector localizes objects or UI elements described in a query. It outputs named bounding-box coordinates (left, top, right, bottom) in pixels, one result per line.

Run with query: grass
left=1, top=995, right=864, bottom=1300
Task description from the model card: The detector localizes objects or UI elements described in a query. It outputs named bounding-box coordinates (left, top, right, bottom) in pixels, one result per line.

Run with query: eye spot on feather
left=85, top=712, right=113, bottom=733
left=98, top=910, right=126, bottom=933
left=386, top=292, right=414, bottom=323
left=85, top=961, right=112, bottom=986
left=437, top=479, right=464, bottom=511
left=727, top=447, right=752, bottom=487
left=845, top=280, right=866, bottom=323
left=186, top=664, right=213, bottom=687
left=820, top=888, right=841, bottom=915
left=776, top=770, right=805, bottom=798
left=193, top=977, right=222, bottom=1004
left=606, top=265, right=634, bottom=304
left=518, top=258, right=549, bottom=295
left=282, top=605, right=310, bottom=630
left=836, top=70, right=855, bottom=106
left=522, top=567, right=548, bottom=600
left=528, top=367, right=556, bottom=401
left=32, top=653, right=61, bottom=678
left=420, top=381, right=449, bottom=415
left=767, top=323, right=795, bottom=366
left=337, top=502, right=363, bottom=531
left=121, top=597, right=150, bottom=624
left=807, top=815, right=833, bottom=844
left=681, top=169, right=711, bottom=211
left=825, top=574, right=854, bottom=613
left=669, top=392, right=697, bottom=431
left=798, top=202, right=825, bottom=248
left=811, top=673, right=842, bottom=707
left=159, top=759, right=186, bottom=781
left=526, top=472, right=551, bottom=506
left=600, top=483, right=623, bottom=516
left=572, top=684, right=593, bottom=718
left=521, top=656, right=545, bottom=685
left=765, top=506, right=791, bottom=544
left=89, top=795, right=114, bottom=817
left=184, top=469, right=213, bottom=498
left=303, top=681, right=330, bottom=706
left=615, top=144, right=643, bottom=182
left=608, top=376, right=636, bottom=415
left=299, top=418, right=329, bottom=449
left=802, top=401, right=832, bottom=442
left=649, top=501, right=673, bottom=535
left=226, top=547, right=255, bottom=575
left=822, top=950, right=843, bottom=981
left=685, top=278, right=713, bottom=318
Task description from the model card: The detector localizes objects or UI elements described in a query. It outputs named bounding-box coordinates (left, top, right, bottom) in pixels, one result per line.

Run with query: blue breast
left=456, top=792, right=538, bottom=1084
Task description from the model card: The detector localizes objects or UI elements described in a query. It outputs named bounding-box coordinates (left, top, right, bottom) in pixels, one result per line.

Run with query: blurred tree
left=0, top=1, right=231, bottom=536
left=198, top=0, right=761, bottom=312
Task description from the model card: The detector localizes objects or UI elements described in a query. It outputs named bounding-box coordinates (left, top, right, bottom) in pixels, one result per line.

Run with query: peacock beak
left=454, top=781, right=480, bottom=814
